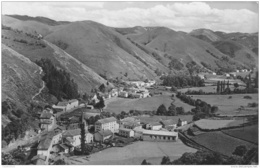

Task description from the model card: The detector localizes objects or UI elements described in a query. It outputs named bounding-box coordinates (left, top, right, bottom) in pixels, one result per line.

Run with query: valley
left=1, top=11, right=258, bottom=166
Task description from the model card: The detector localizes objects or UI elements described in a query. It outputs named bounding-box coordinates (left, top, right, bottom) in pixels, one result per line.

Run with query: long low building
left=142, top=130, right=178, bottom=141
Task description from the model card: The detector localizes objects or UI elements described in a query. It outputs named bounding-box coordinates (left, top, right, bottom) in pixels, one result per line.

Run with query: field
left=105, top=94, right=193, bottom=114
left=189, top=131, right=257, bottom=156
left=67, top=141, right=197, bottom=165
left=191, top=94, right=258, bottom=115
left=222, top=124, right=258, bottom=144
left=194, top=119, right=245, bottom=130
left=178, top=85, right=246, bottom=93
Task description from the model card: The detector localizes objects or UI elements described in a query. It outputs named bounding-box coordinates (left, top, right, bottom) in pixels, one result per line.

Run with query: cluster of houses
left=32, top=111, right=187, bottom=165
left=90, top=80, right=155, bottom=101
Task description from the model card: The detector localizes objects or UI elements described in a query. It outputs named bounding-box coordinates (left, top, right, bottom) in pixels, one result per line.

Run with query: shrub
left=228, top=96, right=232, bottom=99
left=243, top=96, right=252, bottom=99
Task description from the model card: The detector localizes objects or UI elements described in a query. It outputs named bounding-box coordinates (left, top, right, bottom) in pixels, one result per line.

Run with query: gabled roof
left=40, top=120, right=52, bottom=125
left=96, top=117, right=117, bottom=124
left=31, top=154, right=46, bottom=161
left=160, top=119, right=177, bottom=126
left=65, top=137, right=74, bottom=143
left=37, top=137, right=53, bottom=150
left=96, top=130, right=113, bottom=137
left=149, top=122, right=162, bottom=126
left=57, top=99, right=78, bottom=106
left=63, top=129, right=81, bottom=137
left=40, top=112, right=53, bottom=119
left=59, top=144, right=69, bottom=150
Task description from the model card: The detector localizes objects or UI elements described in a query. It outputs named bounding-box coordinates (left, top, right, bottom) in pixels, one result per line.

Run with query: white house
left=54, top=99, right=79, bottom=112
left=95, top=117, right=119, bottom=133
left=118, top=91, right=128, bottom=98
left=177, top=119, right=187, bottom=127
left=63, top=129, right=93, bottom=147
left=37, top=136, right=53, bottom=162
left=142, top=130, right=178, bottom=141
left=146, top=122, right=163, bottom=130
left=212, top=72, right=216, bottom=75
left=118, top=128, right=134, bottom=138
left=160, top=119, right=177, bottom=129
left=94, top=130, right=113, bottom=142
left=40, top=112, right=55, bottom=131
left=142, top=92, right=150, bottom=98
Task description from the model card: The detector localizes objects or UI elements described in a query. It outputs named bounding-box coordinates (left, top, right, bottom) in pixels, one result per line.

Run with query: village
left=21, top=79, right=189, bottom=165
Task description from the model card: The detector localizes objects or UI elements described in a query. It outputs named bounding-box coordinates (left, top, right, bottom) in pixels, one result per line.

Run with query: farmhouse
left=53, top=99, right=79, bottom=112
left=37, top=136, right=53, bottom=162
left=94, top=130, right=113, bottom=142
left=146, top=122, right=163, bottom=130
left=142, top=130, right=178, bottom=141
left=177, top=119, right=187, bottom=127
left=95, top=117, right=119, bottom=133
left=40, top=111, right=55, bottom=131
left=160, top=119, right=177, bottom=129
left=63, top=128, right=93, bottom=147
left=118, top=128, right=134, bottom=138
left=118, top=91, right=128, bottom=98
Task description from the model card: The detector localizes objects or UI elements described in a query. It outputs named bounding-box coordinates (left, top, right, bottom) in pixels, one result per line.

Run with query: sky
left=2, top=1, right=259, bottom=33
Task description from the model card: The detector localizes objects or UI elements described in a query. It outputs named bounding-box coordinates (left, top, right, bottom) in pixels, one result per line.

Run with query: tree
left=176, top=107, right=185, bottom=115
left=234, top=83, right=239, bottom=90
left=161, top=156, right=171, bottom=165
left=80, top=113, right=86, bottom=155
left=168, top=104, right=176, bottom=116
left=233, top=145, right=247, bottom=157
left=216, top=81, right=220, bottom=93
left=141, top=159, right=151, bottom=165
left=211, top=106, right=219, bottom=113
left=255, top=71, right=258, bottom=88
left=156, top=104, right=167, bottom=115
left=99, top=84, right=106, bottom=93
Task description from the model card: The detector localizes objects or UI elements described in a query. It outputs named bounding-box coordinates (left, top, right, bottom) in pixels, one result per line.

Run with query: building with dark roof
left=94, top=130, right=113, bottom=142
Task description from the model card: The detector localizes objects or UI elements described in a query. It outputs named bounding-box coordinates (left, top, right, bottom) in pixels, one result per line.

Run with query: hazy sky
left=2, top=1, right=259, bottom=33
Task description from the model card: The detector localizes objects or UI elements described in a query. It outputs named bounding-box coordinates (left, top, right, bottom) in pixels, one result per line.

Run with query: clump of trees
left=161, top=75, right=205, bottom=88
left=156, top=104, right=185, bottom=116
left=35, top=58, right=79, bottom=100
left=168, top=58, right=184, bottom=70
left=176, top=92, right=218, bottom=121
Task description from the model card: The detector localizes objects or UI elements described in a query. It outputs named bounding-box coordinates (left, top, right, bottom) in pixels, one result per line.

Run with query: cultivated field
left=191, top=94, right=258, bottom=115
left=222, top=124, right=258, bottom=144
left=68, top=141, right=197, bottom=165
left=194, top=119, right=245, bottom=130
left=189, top=131, right=257, bottom=156
left=105, top=95, right=193, bottom=114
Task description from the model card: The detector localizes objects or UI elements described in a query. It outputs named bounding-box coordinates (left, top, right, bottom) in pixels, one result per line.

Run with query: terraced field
left=222, top=124, right=258, bottom=145
left=189, top=131, right=257, bottom=156
left=194, top=119, right=245, bottom=130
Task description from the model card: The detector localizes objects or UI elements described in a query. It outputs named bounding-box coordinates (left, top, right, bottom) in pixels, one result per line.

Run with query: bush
left=228, top=96, right=232, bottom=99
left=243, top=96, right=252, bottom=99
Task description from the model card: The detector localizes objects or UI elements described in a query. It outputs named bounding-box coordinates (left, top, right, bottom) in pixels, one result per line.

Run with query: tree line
left=176, top=92, right=218, bottom=121
left=161, top=75, right=205, bottom=88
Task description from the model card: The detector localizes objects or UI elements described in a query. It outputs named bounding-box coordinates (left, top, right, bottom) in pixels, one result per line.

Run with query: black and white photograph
left=1, top=1, right=259, bottom=165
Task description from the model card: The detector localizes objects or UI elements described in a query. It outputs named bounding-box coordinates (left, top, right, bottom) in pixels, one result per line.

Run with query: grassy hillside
left=45, top=21, right=169, bottom=80
left=2, top=27, right=108, bottom=93
left=126, top=27, right=245, bottom=72
left=2, top=44, right=43, bottom=108
left=189, top=29, right=222, bottom=42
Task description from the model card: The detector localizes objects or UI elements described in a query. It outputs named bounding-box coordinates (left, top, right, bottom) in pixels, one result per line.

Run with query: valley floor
left=67, top=140, right=197, bottom=165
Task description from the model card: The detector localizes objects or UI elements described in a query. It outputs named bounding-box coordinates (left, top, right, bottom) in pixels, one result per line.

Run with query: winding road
left=32, top=67, right=45, bottom=100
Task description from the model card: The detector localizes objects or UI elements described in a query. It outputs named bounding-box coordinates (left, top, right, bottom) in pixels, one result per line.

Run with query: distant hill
left=6, top=14, right=70, bottom=26
left=45, top=21, right=169, bottom=81
left=123, top=27, right=246, bottom=72
left=189, top=28, right=258, bottom=68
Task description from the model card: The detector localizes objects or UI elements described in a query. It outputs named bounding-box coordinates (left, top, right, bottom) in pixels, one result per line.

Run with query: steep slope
left=2, top=44, right=44, bottom=108
left=2, top=27, right=108, bottom=93
left=45, top=21, right=169, bottom=80
left=189, top=29, right=258, bottom=66
left=2, top=15, right=65, bottom=36
left=212, top=40, right=258, bottom=68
